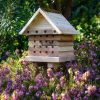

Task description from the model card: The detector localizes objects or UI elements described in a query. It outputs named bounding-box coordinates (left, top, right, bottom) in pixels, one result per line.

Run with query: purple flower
left=35, top=91, right=41, bottom=97
left=47, top=68, right=54, bottom=78
left=86, top=85, right=97, bottom=96
left=52, top=92, right=58, bottom=100
left=79, top=45, right=84, bottom=49
left=74, top=97, right=78, bottom=100
left=34, top=85, right=39, bottom=90
left=0, top=87, right=2, bottom=93
left=0, top=68, right=3, bottom=76
left=82, top=71, right=91, bottom=81
left=6, top=80, right=12, bottom=93
left=60, top=76, right=65, bottom=87
left=5, top=51, right=10, bottom=56
left=83, top=96, right=88, bottom=100
left=3, top=93, right=9, bottom=100
left=4, top=66, right=10, bottom=74
left=29, top=85, right=34, bottom=93
left=17, top=90, right=24, bottom=97
left=61, top=92, right=71, bottom=100
left=15, top=49, right=19, bottom=55
left=22, top=69, right=30, bottom=80
left=54, top=72, right=62, bottom=77
left=74, top=70, right=82, bottom=84
left=34, top=73, right=44, bottom=87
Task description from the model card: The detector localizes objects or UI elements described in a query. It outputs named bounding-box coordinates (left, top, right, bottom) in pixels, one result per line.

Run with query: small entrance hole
left=33, top=51, right=36, bottom=53
left=45, top=51, right=48, bottom=53
left=46, top=35, right=48, bottom=37
left=52, top=51, right=54, bottom=53
left=27, top=31, right=29, bottom=33
left=35, top=30, right=38, bottom=33
left=44, top=30, right=47, bottom=33
left=54, top=30, right=56, bottom=33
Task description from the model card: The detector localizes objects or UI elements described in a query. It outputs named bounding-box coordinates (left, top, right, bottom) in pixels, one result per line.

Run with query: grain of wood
left=25, top=56, right=75, bottom=62
left=28, top=40, right=73, bottom=47
left=29, top=46, right=74, bottom=52
left=28, top=50, right=74, bottom=57
left=28, top=35, right=73, bottom=41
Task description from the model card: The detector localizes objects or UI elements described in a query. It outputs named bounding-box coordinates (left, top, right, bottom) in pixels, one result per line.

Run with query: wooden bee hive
left=19, top=8, right=78, bottom=63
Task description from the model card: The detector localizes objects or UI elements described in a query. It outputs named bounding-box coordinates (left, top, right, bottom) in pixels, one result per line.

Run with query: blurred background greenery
left=0, top=0, right=100, bottom=61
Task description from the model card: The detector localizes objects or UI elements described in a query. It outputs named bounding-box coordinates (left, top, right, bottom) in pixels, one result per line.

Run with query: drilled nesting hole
left=27, top=31, right=29, bottom=33
left=45, top=51, right=48, bottom=53
left=35, top=30, right=38, bottom=33
left=52, top=51, right=54, bottom=53
left=34, top=35, right=36, bottom=37
left=33, top=51, right=36, bottom=53
left=54, top=30, right=56, bottom=33
left=44, top=30, right=47, bottom=33
left=46, top=35, right=48, bottom=37
left=52, top=35, right=54, bottom=37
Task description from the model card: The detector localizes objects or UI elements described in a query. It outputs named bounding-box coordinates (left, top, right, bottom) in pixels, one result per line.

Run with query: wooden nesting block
left=28, top=35, right=73, bottom=41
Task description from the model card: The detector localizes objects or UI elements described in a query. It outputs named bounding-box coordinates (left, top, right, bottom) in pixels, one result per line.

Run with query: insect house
left=19, top=8, right=78, bottom=66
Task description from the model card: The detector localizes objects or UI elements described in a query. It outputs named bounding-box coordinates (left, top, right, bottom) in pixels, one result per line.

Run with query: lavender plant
left=0, top=38, right=100, bottom=100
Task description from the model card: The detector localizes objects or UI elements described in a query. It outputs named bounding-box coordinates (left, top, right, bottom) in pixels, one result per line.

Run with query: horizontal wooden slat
left=28, top=35, right=73, bottom=41
left=28, top=50, right=74, bottom=57
left=25, top=56, right=75, bottom=62
left=28, top=41, right=73, bottom=46
left=29, top=46, right=74, bottom=52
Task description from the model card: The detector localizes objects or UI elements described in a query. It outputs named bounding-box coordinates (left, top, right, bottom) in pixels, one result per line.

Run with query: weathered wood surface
left=26, top=29, right=57, bottom=35
left=29, top=13, right=53, bottom=30
left=28, top=35, right=73, bottom=41
left=28, top=50, right=74, bottom=57
left=28, top=41, right=73, bottom=46
left=19, top=8, right=78, bottom=35
left=29, top=46, right=74, bottom=52
left=25, top=56, right=75, bottom=62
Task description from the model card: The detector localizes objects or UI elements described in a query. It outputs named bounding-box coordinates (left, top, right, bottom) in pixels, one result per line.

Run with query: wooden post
left=47, top=62, right=66, bottom=68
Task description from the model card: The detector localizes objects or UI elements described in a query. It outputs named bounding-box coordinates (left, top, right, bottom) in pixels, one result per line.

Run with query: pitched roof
left=19, top=8, right=78, bottom=35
